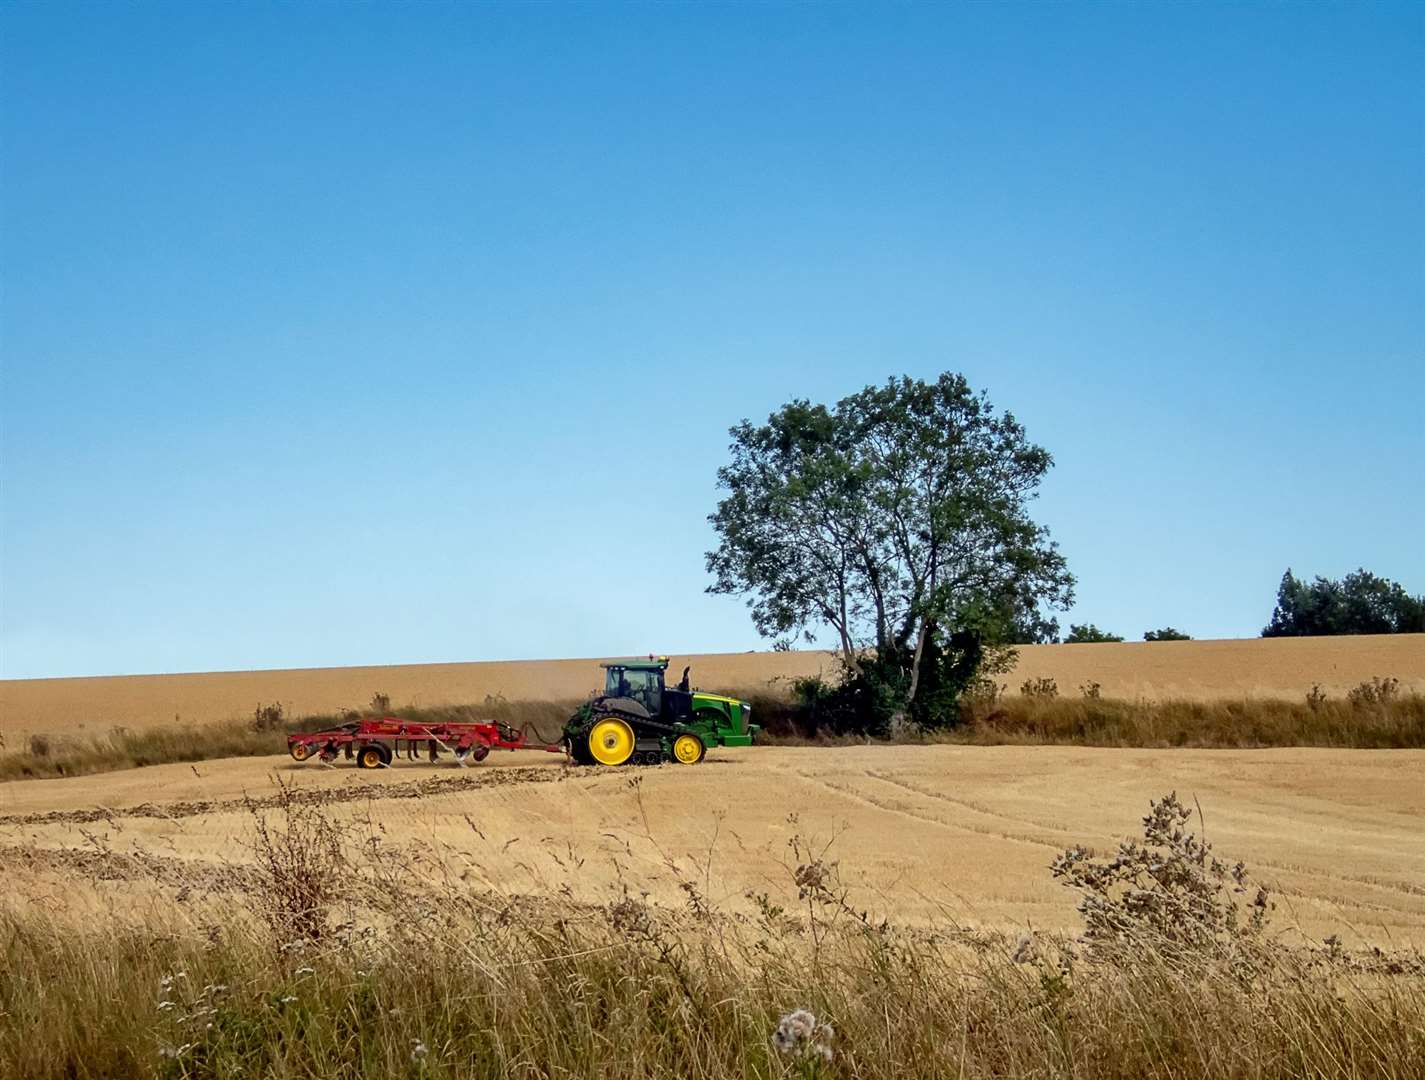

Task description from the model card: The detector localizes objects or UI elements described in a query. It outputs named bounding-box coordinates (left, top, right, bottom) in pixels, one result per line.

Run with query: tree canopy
left=706, top=373, right=1073, bottom=721
left=1064, top=624, right=1124, bottom=643
left=1263, top=569, right=1424, bottom=637
left=1143, top=627, right=1191, bottom=641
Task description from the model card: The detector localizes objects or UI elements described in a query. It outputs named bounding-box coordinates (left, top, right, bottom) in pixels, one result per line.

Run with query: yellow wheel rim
left=672, top=734, right=704, bottom=765
left=360, top=747, right=383, bottom=768
left=290, top=743, right=311, bottom=762
left=588, top=718, right=635, bottom=766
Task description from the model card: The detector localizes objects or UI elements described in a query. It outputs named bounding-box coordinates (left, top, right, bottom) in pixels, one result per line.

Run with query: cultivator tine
left=428, top=740, right=439, bottom=762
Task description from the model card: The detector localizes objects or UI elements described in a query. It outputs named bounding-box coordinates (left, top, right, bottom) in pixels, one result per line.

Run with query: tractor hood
left=692, top=692, right=746, bottom=707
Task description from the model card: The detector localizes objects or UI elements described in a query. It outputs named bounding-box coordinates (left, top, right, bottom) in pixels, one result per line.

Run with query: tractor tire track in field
left=5, top=843, right=259, bottom=891
left=787, top=768, right=1067, bottom=853
left=0, top=766, right=569, bottom=827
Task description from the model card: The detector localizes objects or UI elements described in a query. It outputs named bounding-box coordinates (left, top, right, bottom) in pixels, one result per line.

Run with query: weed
left=1019, top=676, right=1059, bottom=699
left=243, top=777, right=350, bottom=946
left=1347, top=676, right=1400, bottom=707
left=1051, top=792, right=1270, bottom=956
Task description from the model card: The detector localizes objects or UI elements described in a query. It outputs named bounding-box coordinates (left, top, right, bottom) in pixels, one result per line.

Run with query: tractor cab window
left=606, top=667, right=662, bottom=714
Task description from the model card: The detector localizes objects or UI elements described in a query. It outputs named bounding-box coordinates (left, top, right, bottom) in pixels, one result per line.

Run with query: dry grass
left=747, top=686, right=1425, bottom=748
left=952, top=689, right=1425, bottom=748
left=2, top=786, right=1421, bottom=1079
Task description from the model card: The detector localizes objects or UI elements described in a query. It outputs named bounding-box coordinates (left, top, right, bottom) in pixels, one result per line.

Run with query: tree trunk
left=839, top=626, right=862, bottom=676
left=906, top=617, right=933, bottom=703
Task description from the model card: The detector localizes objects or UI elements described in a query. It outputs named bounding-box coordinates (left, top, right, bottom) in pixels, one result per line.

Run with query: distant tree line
left=1026, top=623, right=1190, bottom=644
left=1262, top=568, right=1424, bottom=637
left=1024, top=568, right=1423, bottom=645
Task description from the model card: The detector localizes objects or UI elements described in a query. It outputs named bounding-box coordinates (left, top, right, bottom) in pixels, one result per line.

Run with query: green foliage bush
left=1064, top=623, right=1124, bottom=643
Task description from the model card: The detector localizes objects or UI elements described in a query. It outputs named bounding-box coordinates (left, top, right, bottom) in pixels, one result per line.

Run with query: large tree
left=706, top=373, right=1073, bottom=711
left=1263, top=569, right=1425, bottom=637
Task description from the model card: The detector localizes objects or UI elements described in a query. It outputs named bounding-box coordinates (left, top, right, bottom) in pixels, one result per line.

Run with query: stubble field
left=6, top=741, right=1425, bottom=946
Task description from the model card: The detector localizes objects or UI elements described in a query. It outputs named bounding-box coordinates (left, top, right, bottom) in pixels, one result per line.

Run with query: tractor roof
left=600, top=656, right=670, bottom=671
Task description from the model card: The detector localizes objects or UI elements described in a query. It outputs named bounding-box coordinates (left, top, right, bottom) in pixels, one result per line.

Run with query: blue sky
left=2, top=3, right=1421, bottom=679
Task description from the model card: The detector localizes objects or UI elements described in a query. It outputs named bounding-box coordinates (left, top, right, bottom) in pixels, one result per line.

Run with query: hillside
left=2, top=634, right=1421, bottom=741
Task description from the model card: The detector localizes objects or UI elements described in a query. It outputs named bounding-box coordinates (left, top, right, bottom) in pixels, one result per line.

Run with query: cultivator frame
left=287, top=716, right=565, bottom=769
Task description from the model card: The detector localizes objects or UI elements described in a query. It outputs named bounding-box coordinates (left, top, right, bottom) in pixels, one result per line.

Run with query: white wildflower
left=411, top=1039, right=429, bottom=1062
left=772, top=1009, right=834, bottom=1063
left=1011, top=932, right=1035, bottom=964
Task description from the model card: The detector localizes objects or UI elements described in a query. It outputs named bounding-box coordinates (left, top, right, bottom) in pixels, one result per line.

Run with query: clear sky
left=2, top=3, right=1421, bottom=679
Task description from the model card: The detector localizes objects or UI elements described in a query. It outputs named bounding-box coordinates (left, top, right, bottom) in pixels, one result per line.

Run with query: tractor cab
left=601, top=656, right=691, bottom=720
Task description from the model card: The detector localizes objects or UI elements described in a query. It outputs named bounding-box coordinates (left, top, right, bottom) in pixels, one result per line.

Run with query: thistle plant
left=1050, top=792, right=1271, bottom=957
left=772, top=1008, right=834, bottom=1074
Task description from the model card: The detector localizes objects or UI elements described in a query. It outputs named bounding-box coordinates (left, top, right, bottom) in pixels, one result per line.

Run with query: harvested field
left=5, top=744, right=1424, bottom=946
left=3, top=634, right=1423, bottom=743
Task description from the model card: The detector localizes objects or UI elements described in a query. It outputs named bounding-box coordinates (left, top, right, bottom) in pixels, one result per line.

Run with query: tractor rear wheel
left=587, top=717, right=635, bottom=767
left=672, top=733, right=706, bottom=765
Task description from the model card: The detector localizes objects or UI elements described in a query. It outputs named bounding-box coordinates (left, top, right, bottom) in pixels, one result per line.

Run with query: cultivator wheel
left=357, top=743, right=392, bottom=770
left=289, top=742, right=312, bottom=762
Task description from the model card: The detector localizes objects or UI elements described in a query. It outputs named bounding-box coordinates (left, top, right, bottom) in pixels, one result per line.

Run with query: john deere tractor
left=563, top=656, right=758, bottom=767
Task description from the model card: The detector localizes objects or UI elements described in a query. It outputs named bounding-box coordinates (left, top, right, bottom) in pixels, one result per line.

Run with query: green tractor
left=563, top=656, right=758, bottom=767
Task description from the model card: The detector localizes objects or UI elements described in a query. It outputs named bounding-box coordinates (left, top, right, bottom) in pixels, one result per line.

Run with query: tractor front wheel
left=672, top=733, right=706, bottom=765
left=587, top=717, right=636, bottom=767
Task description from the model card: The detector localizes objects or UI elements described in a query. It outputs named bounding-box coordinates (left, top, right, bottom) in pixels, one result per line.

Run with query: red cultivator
left=287, top=716, right=565, bottom=769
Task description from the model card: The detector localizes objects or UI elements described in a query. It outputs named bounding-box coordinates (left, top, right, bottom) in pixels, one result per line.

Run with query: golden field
left=3, top=635, right=1423, bottom=949
left=6, top=743, right=1425, bottom=946
left=3, top=633, right=1422, bottom=742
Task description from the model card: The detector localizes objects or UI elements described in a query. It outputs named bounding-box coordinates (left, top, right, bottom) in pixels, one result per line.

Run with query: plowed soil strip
left=0, top=766, right=567, bottom=827
left=6, top=843, right=258, bottom=890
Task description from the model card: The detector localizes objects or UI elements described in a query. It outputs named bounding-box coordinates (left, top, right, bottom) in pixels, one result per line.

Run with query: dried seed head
left=772, top=1009, right=834, bottom=1062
